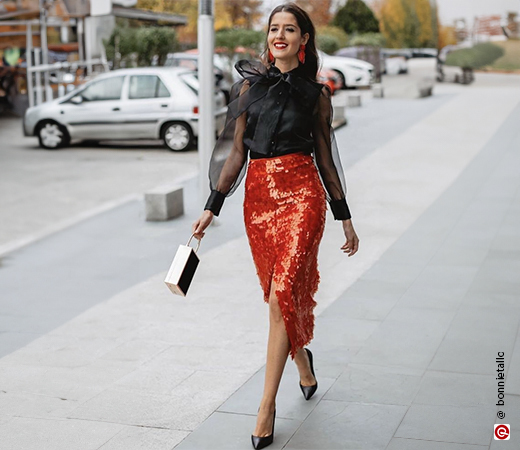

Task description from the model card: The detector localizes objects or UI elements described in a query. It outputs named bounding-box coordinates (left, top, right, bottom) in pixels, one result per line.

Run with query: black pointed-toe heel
left=299, top=348, right=318, bottom=400
left=251, top=408, right=276, bottom=449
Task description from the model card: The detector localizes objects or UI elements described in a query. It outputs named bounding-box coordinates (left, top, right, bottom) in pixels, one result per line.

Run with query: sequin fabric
left=243, top=151, right=327, bottom=360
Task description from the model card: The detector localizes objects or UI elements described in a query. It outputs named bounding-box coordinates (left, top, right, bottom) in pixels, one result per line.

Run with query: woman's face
left=268, top=11, right=309, bottom=63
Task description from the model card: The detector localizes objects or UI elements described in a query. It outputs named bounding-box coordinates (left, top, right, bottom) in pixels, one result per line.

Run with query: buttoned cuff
left=204, top=189, right=226, bottom=216
left=329, top=198, right=351, bottom=220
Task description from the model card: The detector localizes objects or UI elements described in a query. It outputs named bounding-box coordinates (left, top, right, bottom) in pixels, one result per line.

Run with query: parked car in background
left=23, top=67, right=227, bottom=151
left=380, top=49, right=410, bottom=75
left=384, top=55, right=408, bottom=75
left=335, top=46, right=383, bottom=81
left=317, top=68, right=343, bottom=94
left=164, top=51, right=233, bottom=104
left=317, top=50, right=374, bottom=88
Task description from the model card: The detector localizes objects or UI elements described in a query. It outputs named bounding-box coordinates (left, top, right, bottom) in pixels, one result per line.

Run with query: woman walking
left=192, top=3, right=359, bottom=448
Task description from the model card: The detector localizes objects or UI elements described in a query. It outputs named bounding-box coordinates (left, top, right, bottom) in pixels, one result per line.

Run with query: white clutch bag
left=164, top=234, right=200, bottom=297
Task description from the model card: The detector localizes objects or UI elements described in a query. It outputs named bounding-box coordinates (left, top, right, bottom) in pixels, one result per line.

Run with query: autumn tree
left=333, top=0, right=380, bottom=35
left=136, top=0, right=263, bottom=45
left=294, top=0, right=335, bottom=28
left=222, top=0, right=264, bottom=30
left=438, top=25, right=457, bottom=48
left=378, top=0, right=438, bottom=48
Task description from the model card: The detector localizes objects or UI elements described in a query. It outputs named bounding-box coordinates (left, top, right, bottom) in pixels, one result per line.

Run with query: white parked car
left=385, top=56, right=408, bottom=75
left=317, top=50, right=374, bottom=88
left=23, top=67, right=227, bottom=151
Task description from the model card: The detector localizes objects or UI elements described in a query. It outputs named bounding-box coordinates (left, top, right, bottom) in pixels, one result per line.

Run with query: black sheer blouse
left=204, top=59, right=351, bottom=220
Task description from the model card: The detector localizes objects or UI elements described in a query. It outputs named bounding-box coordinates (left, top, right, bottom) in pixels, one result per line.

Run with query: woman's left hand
left=341, top=219, right=359, bottom=257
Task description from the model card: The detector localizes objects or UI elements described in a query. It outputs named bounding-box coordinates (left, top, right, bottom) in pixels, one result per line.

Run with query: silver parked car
left=23, top=67, right=227, bottom=151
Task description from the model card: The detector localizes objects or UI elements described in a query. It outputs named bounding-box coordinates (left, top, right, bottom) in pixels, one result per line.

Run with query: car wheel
left=162, top=122, right=193, bottom=151
left=37, top=120, right=70, bottom=149
left=332, top=70, right=347, bottom=89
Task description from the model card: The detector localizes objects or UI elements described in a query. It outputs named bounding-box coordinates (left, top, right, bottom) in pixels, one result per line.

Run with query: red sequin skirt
left=243, top=151, right=327, bottom=360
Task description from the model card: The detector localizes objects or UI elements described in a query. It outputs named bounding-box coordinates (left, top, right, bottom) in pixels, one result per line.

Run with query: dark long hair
left=260, top=2, right=319, bottom=81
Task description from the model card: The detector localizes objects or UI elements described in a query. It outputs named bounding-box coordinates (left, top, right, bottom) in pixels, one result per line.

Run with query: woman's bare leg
left=252, top=284, right=317, bottom=437
left=253, top=284, right=290, bottom=437
left=294, top=347, right=317, bottom=386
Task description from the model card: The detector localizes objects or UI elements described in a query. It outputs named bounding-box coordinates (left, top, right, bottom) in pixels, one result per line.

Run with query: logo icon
left=495, top=424, right=510, bottom=440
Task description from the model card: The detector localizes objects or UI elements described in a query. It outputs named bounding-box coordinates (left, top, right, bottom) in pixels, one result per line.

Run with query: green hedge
left=445, top=42, right=505, bottom=69
left=104, top=26, right=179, bottom=67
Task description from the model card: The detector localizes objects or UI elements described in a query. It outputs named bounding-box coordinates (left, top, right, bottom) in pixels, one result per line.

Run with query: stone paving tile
left=323, top=363, right=424, bottom=405
left=358, top=261, right=425, bottom=287
left=285, top=400, right=407, bottom=450
left=429, top=236, right=493, bottom=268
left=429, top=304, right=520, bottom=375
left=315, top=316, right=381, bottom=352
left=175, top=411, right=301, bottom=450
left=397, top=265, right=479, bottom=310
left=319, top=278, right=406, bottom=320
left=0, top=359, right=137, bottom=405
left=97, top=339, right=172, bottom=365
left=302, top=338, right=357, bottom=380
left=98, top=426, right=189, bottom=450
left=217, top=363, right=336, bottom=422
left=0, top=416, right=123, bottom=450
left=0, top=390, right=81, bottom=419
left=69, top=370, right=252, bottom=431
left=386, top=438, right=489, bottom=449
left=0, top=334, right=124, bottom=368
left=113, top=364, right=194, bottom=395
left=413, top=371, right=496, bottom=408
left=352, top=307, right=454, bottom=369
left=460, top=291, right=519, bottom=311
left=139, top=343, right=265, bottom=375
left=395, top=404, right=496, bottom=446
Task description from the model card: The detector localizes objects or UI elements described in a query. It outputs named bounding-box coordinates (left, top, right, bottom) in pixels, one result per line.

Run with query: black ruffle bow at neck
left=228, top=59, right=323, bottom=117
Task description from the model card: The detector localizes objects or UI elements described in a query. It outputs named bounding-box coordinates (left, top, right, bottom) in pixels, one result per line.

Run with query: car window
left=129, top=75, right=171, bottom=99
left=81, top=76, right=124, bottom=101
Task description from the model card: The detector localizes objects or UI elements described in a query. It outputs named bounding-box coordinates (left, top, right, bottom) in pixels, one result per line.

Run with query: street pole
left=198, top=0, right=216, bottom=213
left=26, top=22, right=34, bottom=108
left=39, top=0, right=52, bottom=102
left=34, top=48, right=42, bottom=105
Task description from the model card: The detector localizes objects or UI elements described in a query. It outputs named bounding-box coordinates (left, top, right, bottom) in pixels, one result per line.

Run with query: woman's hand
left=341, top=219, right=359, bottom=257
left=192, top=210, right=214, bottom=240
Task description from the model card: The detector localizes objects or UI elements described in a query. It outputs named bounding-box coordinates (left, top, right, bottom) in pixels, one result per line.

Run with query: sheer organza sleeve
left=311, top=85, right=352, bottom=220
left=203, top=79, right=251, bottom=216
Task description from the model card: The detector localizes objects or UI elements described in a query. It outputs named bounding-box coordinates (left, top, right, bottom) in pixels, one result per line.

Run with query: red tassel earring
left=298, top=44, right=306, bottom=64
left=268, top=49, right=275, bottom=63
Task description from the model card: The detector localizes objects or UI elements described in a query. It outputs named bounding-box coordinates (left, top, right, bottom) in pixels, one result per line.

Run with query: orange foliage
left=415, top=0, right=434, bottom=46
left=293, top=0, right=334, bottom=27
left=438, top=25, right=457, bottom=48
left=379, top=0, right=438, bottom=48
left=379, top=0, right=406, bottom=48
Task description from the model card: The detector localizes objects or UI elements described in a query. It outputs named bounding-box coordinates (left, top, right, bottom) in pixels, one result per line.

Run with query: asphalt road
left=0, top=120, right=199, bottom=252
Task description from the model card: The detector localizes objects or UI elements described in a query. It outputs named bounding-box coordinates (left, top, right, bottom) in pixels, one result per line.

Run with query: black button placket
left=251, top=79, right=289, bottom=157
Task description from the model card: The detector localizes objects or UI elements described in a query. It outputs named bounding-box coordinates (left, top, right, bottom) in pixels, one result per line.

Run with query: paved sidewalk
left=0, top=74, right=519, bottom=450
left=177, top=88, right=520, bottom=450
